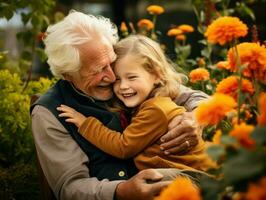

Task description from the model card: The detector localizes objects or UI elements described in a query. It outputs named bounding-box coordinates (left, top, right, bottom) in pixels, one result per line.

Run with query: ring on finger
left=185, top=140, right=190, bottom=148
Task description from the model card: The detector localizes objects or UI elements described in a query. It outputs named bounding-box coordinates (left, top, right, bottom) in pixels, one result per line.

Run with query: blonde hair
left=114, top=35, right=182, bottom=100
left=43, top=10, right=118, bottom=78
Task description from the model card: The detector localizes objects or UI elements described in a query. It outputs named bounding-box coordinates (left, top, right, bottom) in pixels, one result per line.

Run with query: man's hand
left=115, top=169, right=170, bottom=200
left=160, top=112, right=202, bottom=155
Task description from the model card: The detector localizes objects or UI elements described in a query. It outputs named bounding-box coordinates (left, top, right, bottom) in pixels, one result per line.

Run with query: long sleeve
left=175, top=85, right=209, bottom=111
left=31, top=105, right=122, bottom=200
left=79, top=97, right=185, bottom=159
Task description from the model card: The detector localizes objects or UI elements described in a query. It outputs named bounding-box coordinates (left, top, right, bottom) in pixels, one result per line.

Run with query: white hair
left=43, top=10, right=118, bottom=78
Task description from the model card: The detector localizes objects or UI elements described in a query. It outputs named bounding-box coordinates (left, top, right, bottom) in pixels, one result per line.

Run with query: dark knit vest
left=30, top=80, right=137, bottom=180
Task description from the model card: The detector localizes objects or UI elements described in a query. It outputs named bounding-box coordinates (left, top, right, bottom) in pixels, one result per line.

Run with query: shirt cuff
left=100, top=180, right=125, bottom=200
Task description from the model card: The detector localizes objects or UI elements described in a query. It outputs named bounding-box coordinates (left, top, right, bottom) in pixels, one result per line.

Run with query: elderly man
left=31, top=11, right=208, bottom=200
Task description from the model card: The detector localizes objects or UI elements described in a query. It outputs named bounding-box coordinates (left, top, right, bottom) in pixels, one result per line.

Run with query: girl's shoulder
left=140, top=96, right=184, bottom=112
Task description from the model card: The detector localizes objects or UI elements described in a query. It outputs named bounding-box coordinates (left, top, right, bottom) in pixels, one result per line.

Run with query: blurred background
left=1, top=0, right=266, bottom=78
left=0, top=1, right=266, bottom=199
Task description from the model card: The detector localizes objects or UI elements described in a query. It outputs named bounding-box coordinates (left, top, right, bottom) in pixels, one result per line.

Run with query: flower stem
left=233, top=41, right=242, bottom=124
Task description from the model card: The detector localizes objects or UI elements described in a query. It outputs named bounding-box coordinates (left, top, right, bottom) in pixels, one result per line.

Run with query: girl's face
left=113, top=55, right=158, bottom=108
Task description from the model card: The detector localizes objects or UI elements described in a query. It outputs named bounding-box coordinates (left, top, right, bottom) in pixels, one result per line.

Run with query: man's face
left=70, top=40, right=117, bottom=101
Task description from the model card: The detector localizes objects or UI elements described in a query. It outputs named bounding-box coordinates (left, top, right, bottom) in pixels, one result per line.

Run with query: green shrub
left=0, top=69, right=55, bottom=199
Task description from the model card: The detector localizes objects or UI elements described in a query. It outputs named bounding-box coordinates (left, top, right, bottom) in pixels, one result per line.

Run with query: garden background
left=0, top=0, right=266, bottom=199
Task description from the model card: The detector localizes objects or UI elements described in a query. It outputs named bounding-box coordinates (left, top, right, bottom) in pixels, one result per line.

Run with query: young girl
left=57, top=35, right=214, bottom=172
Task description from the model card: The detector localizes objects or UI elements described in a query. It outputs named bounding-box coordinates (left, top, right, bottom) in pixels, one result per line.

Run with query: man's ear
left=63, top=73, right=72, bottom=82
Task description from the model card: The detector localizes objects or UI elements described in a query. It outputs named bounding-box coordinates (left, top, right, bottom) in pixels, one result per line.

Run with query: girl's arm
left=58, top=99, right=184, bottom=159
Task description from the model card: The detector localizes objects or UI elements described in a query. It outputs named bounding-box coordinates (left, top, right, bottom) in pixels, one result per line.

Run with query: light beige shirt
left=31, top=85, right=208, bottom=200
left=31, top=106, right=123, bottom=200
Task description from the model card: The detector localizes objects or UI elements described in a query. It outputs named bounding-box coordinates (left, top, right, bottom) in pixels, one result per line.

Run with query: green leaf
left=251, top=126, right=266, bottom=145
left=206, top=145, right=225, bottom=161
left=35, top=47, right=47, bottom=62
left=221, top=135, right=237, bottom=146
left=223, top=149, right=265, bottom=184
left=21, top=51, right=32, bottom=61
left=200, top=175, right=223, bottom=200
left=236, top=2, right=256, bottom=21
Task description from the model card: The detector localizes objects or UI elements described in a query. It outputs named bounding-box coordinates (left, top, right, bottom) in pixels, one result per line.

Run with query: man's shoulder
left=140, top=97, right=181, bottom=114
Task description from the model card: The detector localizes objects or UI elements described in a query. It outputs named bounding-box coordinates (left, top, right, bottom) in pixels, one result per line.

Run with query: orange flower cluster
left=147, top=5, right=165, bottom=15
left=178, top=24, right=194, bottom=33
left=167, top=28, right=183, bottom=36
left=120, top=22, right=128, bottom=32
left=229, top=123, right=255, bottom=149
left=155, top=177, right=201, bottom=200
left=137, top=19, right=154, bottom=31
left=257, top=93, right=266, bottom=125
left=245, top=177, right=266, bottom=200
left=189, top=68, right=210, bottom=83
left=167, top=24, right=194, bottom=41
left=204, top=16, right=248, bottom=45
left=216, top=76, right=254, bottom=99
left=195, top=93, right=237, bottom=125
left=176, top=35, right=186, bottom=41
left=216, top=61, right=231, bottom=70
left=227, top=42, right=266, bottom=83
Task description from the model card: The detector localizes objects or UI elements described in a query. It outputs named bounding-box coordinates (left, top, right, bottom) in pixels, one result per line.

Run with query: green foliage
left=0, top=69, right=54, bottom=198
left=0, top=70, right=55, bottom=167
left=0, top=0, right=56, bottom=80
left=0, top=163, right=39, bottom=200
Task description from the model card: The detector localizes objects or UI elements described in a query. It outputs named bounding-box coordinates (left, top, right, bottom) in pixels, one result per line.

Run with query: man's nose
left=103, top=65, right=116, bottom=82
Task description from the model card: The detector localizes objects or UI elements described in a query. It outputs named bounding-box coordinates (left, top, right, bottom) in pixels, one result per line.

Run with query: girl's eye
left=128, top=76, right=137, bottom=80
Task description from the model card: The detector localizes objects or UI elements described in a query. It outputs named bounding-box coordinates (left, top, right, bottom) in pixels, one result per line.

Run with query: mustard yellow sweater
left=79, top=96, right=214, bottom=171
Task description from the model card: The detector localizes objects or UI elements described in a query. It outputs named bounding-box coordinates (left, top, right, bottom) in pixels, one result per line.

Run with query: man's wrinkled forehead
left=79, top=38, right=116, bottom=67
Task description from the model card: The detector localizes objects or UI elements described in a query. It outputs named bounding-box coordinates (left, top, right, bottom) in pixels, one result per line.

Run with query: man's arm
left=175, top=84, right=209, bottom=111
left=32, top=105, right=169, bottom=200
left=31, top=105, right=121, bottom=200
left=160, top=85, right=209, bottom=154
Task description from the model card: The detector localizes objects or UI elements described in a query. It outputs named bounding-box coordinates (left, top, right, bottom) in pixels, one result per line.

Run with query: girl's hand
left=57, top=105, right=86, bottom=128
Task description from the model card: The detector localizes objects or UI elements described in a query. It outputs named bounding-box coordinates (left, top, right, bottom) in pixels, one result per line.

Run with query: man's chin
left=93, top=92, right=113, bottom=101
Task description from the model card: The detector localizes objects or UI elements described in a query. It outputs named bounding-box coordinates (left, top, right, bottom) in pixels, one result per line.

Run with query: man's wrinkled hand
left=115, top=169, right=171, bottom=200
left=160, top=112, right=202, bottom=155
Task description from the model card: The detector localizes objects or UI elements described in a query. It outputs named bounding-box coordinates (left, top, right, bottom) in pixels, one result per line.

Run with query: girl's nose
left=119, top=79, right=129, bottom=89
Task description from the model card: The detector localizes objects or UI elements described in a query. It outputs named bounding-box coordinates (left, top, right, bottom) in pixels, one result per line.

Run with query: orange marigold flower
left=167, top=28, right=183, bottom=37
left=204, top=16, right=248, bottom=45
left=198, top=58, right=206, bottom=67
left=147, top=5, right=165, bottom=15
left=257, top=93, right=266, bottom=125
left=229, top=123, right=255, bottom=149
left=137, top=19, right=154, bottom=31
left=195, top=93, right=237, bottom=126
left=189, top=68, right=210, bottom=83
left=176, top=34, right=186, bottom=41
left=245, top=177, right=266, bottom=200
left=227, top=42, right=266, bottom=83
left=216, top=76, right=254, bottom=100
left=178, top=24, right=194, bottom=33
left=37, top=32, right=46, bottom=42
left=216, top=61, right=231, bottom=70
left=155, top=177, right=201, bottom=200
left=120, top=22, right=128, bottom=32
